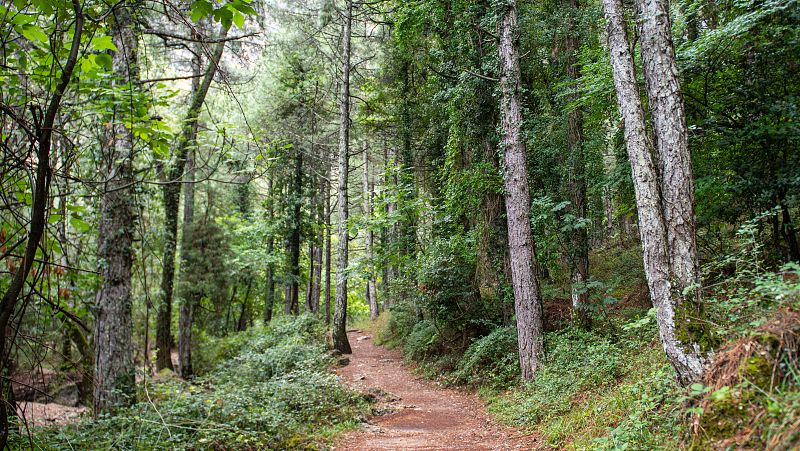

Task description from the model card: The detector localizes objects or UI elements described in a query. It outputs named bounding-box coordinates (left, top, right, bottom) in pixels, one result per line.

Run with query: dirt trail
left=335, top=331, right=536, bottom=450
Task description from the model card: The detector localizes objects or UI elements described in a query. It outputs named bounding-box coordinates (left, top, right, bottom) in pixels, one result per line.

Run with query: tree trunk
left=333, top=0, right=354, bottom=354
left=94, top=3, right=137, bottom=413
left=634, top=0, right=701, bottom=304
left=311, top=183, right=324, bottom=312
left=265, top=175, right=275, bottom=323
left=603, top=0, right=705, bottom=385
left=385, top=145, right=398, bottom=309
left=363, top=142, right=379, bottom=320
left=177, top=148, right=196, bottom=378
left=0, top=3, right=83, bottom=444
left=155, top=28, right=227, bottom=371
left=324, top=176, right=333, bottom=324
left=288, top=147, right=303, bottom=315
left=563, top=0, right=590, bottom=325
left=497, top=0, right=544, bottom=380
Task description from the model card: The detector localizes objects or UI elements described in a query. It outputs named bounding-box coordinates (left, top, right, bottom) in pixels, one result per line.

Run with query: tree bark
left=94, top=2, right=138, bottom=412
left=177, top=29, right=205, bottom=379
left=155, top=28, right=227, bottom=371
left=333, top=0, right=354, bottom=354
left=264, top=175, right=276, bottom=323
left=288, top=147, right=303, bottom=315
left=324, top=175, right=332, bottom=324
left=603, top=0, right=705, bottom=385
left=177, top=148, right=195, bottom=378
left=563, top=0, right=590, bottom=324
left=497, top=0, right=544, bottom=380
left=363, top=142, right=379, bottom=320
left=634, top=0, right=701, bottom=303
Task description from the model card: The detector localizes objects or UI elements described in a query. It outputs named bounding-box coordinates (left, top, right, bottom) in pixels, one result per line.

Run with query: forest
left=0, top=0, right=799, bottom=449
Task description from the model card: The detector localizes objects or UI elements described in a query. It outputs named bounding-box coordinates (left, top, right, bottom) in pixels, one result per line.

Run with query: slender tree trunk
left=363, top=142, right=379, bottom=320
left=603, top=0, right=705, bottom=385
left=306, top=239, right=316, bottom=312
left=385, top=146, right=398, bottom=308
left=265, top=175, right=275, bottom=323
left=497, top=0, right=544, bottom=380
left=333, top=0, right=354, bottom=354
left=237, top=280, right=252, bottom=331
left=288, top=147, right=303, bottom=315
left=156, top=29, right=227, bottom=371
left=784, top=210, right=800, bottom=263
left=634, top=0, right=701, bottom=302
left=0, top=3, right=83, bottom=444
left=324, top=176, right=332, bottom=324
left=563, top=0, right=590, bottom=324
left=177, top=33, right=203, bottom=379
left=311, top=184, right=324, bottom=312
left=94, top=3, right=137, bottom=413
left=177, top=149, right=195, bottom=378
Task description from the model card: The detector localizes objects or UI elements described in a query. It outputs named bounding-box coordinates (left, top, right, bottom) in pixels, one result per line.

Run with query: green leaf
left=190, top=0, right=214, bottom=22
left=214, top=7, right=234, bottom=30
left=21, top=24, right=48, bottom=43
left=92, top=35, right=117, bottom=52
left=70, top=217, right=90, bottom=232
left=48, top=214, right=62, bottom=224
left=95, top=53, right=112, bottom=69
left=232, top=9, right=245, bottom=29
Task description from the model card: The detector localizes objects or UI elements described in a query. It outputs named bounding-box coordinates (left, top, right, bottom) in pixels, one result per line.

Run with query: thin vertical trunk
left=333, top=0, right=354, bottom=354
left=0, top=3, right=83, bottom=442
left=177, top=149, right=195, bottom=378
left=237, top=279, right=252, bottom=331
left=177, top=32, right=203, bottom=379
left=385, top=145, right=398, bottom=308
left=324, top=176, right=332, bottom=324
left=94, top=3, right=137, bottom=412
left=603, top=0, right=705, bottom=385
left=781, top=202, right=800, bottom=262
left=156, top=28, right=227, bottom=371
left=311, top=183, right=324, bottom=312
left=288, top=147, right=303, bottom=315
left=306, top=239, right=315, bottom=312
left=497, top=0, right=544, bottom=380
left=634, top=0, right=701, bottom=301
left=265, top=176, right=275, bottom=323
left=563, top=0, right=590, bottom=323
left=363, top=142, right=378, bottom=320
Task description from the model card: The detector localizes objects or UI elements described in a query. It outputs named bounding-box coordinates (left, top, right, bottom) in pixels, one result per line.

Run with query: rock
left=356, top=335, right=371, bottom=341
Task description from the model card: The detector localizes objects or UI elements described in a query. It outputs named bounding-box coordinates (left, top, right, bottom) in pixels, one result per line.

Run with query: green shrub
left=17, top=315, right=366, bottom=450
left=489, top=327, right=622, bottom=425
left=453, top=326, right=520, bottom=387
left=404, top=319, right=440, bottom=361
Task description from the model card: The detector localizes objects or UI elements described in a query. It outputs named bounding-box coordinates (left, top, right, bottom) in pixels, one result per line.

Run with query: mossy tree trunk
left=333, top=0, right=354, bottom=354
left=156, top=27, right=227, bottom=371
left=94, top=2, right=138, bottom=413
left=497, top=0, right=545, bottom=380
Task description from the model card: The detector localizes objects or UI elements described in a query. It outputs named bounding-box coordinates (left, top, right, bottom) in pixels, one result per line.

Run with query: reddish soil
left=335, top=331, right=537, bottom=450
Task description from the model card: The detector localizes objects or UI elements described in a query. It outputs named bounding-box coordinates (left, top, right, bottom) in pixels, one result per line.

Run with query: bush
left=489, top=327, right=622, bottom=425
left=453, top=326, right=520, bottom=387
left=17, top=315, right=366, bottom=450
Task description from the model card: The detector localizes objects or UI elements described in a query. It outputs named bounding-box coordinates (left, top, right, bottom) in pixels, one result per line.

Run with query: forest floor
left=335, top=330, right=536, bottom=450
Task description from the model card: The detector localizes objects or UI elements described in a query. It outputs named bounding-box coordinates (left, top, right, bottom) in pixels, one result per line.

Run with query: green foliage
left=452, top=326, right=520, bottom=387
left=17, top=316, right=366, bottom=450
left=490, top=327, right=623, bottom=425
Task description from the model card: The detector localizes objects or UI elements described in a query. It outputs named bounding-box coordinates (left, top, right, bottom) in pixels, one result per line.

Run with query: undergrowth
left=375, top=230, right=800, bottom=449
left=13, top=315, right=367, bottom=450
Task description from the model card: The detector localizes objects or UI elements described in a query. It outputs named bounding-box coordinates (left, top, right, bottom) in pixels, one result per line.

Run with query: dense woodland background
left=0, top=0, right=799, bottom=448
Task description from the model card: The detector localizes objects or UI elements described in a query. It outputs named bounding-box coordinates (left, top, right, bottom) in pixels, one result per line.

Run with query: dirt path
left=335, top=331, right=537, bottom=450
